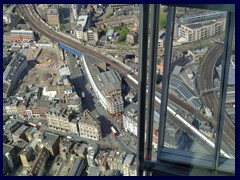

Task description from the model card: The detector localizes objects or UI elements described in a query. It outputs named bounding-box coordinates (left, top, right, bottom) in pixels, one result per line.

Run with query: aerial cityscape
left=3, top=4, right=235, bottom=176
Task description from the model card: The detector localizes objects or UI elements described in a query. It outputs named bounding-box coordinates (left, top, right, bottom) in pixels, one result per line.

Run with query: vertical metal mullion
left=137, top=4, right=149, bottom=176
left=213, top=11, right=235, bottom=172
left=146, top=4, right=160, bottom=163
left=157, top=6, right=176, bottom=160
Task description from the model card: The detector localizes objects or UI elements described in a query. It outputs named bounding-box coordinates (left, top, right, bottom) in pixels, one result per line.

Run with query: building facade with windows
left=78, top=110, right=102, bottom=141
left=10, top=30, right=35, bottom=42
left=179, top=18, right=226, bottom=42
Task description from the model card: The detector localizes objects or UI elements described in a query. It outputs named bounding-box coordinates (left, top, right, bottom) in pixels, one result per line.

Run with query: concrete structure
left=46, top=108, right=71, bottom=134
left=69, top=157, right=86, bottom=176
left=41, top=132, right=60, bottom=156
left=87, top=144, right=98, bottom=167
left=47, top=5, right=60, bottom=27
left=72, top=4, right=79, bottom=21
left=20, top=145, right=35, bottom=167
left=83, top=54, right=124, bottom=115
left=123, top=103, right=138, bottom=136
left=3, top=143, right=17, bottom=173
left=187, top=47, right=208, bottom=61
left=169, top=76, right=201, bottom=110
left=106, top=29, right=114, bottom=40
left=83, top=28, right=99, bottom=43
left=216, top=64, right=235, bottom=86
left=107, top=150, right=126, bottom=173
left=69, top=119, right=79, bottom=135
left=29, top=147, right=50, bottom=176
left=179, top=18, right=226, bottom=42
left=123, top=154, right=136, bottom=176
left=42, top=86, right=57, bottom=100
left=78, top=110, right=102, bottom=141
left=12, top=125, right=29, bottom=142
left=95, top=14, right=139, bottom=28
left=59, top=138, right=74, bottom=160
left=67, top=93, right=82, bottom=112
left=75, top=15, right=89, bottom=40
left=3, top=52, right=28, bottom=98
left=180, top=11, right=227, bottom=24
left=127, top=31, right=138, bottom=45
left=10, top=30, right=35, bottom=42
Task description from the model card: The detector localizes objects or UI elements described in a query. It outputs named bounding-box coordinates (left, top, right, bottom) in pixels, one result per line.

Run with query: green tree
left=59, top=24, right=66, bottom=31
left=159, top=11, right=167, bottom=29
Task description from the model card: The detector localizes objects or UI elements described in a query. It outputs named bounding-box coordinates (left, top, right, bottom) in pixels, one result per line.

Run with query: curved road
left=19, top=5, right=234, bottom=157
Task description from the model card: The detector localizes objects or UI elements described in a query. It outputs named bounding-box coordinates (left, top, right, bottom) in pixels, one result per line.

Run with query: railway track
left=19, top=5, right=234, bottom=157
left=199, top=44, right=235, bottom=157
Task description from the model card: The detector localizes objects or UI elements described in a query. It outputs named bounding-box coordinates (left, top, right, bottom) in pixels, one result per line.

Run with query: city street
left=64, top=52, right=135, bottom=152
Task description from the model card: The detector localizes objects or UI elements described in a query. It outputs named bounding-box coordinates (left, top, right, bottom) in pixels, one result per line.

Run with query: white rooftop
left=77, top=15, right=88, bottom=28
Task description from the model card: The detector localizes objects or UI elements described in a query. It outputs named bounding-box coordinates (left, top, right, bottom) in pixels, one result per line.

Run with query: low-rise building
left=123, top=153, right=135, bottom=176
left=83, top=54, right=124, bottom=115
left=123, top=103, right=138, bottom=136
left=3, top=52, right=28, bottom=98
left=29, top=147, right=50, bottom=176
left=127, top=31, right=138, bottom=45
left=179, top=18, right=226, bottom=42
left=46, top=108, right=70, bottom=133
left=42, top=86, right=57, bottom=100
left=83, top=28, right=99, bottom=43
left=59, top=138, right=74, bottom=161
left=10, top=29, right=35, bottom=42
left=46, top=5, right=60, bottom=27
left=20, top=145, right=35, bottom=167
left=12, top=125, right=29, bottom=142
left=41, top=132, right=60, bottom=156
left=78, top=110, right=102, bottom=141
left=87, top=144, right=98, bottom=167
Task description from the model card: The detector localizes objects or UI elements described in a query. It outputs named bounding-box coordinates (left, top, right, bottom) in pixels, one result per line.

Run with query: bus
left=111, top=127, right=117, bottom=137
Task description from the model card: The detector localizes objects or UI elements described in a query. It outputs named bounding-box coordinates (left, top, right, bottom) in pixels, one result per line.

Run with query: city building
left=24, top=127, right=37, bottom=142
left=179, top=18, right=226, bottom=42
left=127, top=31, right=138, bottom=45
left=95, top=14, right=139, bottom=28
left=169, top=76, right=202, bottom=110
left=10, top=29, right=35, bottom=42
left=3, top=5, right=15, bottom=24
left=187, top=47, right=208, bottom=61
left=69, top=157, right=86, bottom=176
left=75, top=15, right=89, bottom=40
left=123, top=103, right=138, bottom=136
left=83, top=54, right=124, bottom=115
left=180, top=11, right=227, bottom=24
left=95, top=151, right=109, bottom=172
left=73, top=143, right=88, bottom=159
left=67, top=94, right=82, bottom=112
left=69, top=118, right=79, bottom=135
left=72, top=4, right=79, bottom=21
left=3, top=52, right=28, bottom=98
left=87, top=144, right=98, bottom=167
left=123, top=154, right=137, bottom=176
left=12, top=125, right=29, bottom=142
left=46, top=5, right=60, bottom=27
left=46, top=108, right=71, bottom=134
left=29, top=147, right=50, bottom=176
left=59, top=138, right=74, bottom=161
left=3, top=143, right=17, bottom=174
left=20, top=145, right=35, bottom=167
left=106, top=29, right=114, bottom=40
left=78, top=110, right=102, bottom=141
left=83, top=28, right=99, bottom=43
left=42, top=86, right=57, bottom=100
left=41, top=132, right=60, bottom=156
